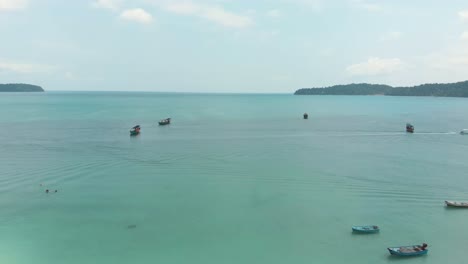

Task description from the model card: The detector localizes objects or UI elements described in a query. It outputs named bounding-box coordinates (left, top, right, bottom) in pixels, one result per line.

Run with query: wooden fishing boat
left=352, top=225, right=379, bottom=233
left=130, top=125, right=140, bottom=136
left=388, top=243, right=428, bottom=256
left=445, top=200, right=468, bottom=208
left=406, top=123, right=414, bottom=133
left=159, top=118, right=171, bottom=126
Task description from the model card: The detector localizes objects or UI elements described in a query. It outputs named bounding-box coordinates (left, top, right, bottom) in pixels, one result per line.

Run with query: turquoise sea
left=1, top=92, right=468, bottom=264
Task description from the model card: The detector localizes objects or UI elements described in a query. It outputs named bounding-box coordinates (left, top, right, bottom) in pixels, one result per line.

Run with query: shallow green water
left=1, top=92, right=468, bottom=264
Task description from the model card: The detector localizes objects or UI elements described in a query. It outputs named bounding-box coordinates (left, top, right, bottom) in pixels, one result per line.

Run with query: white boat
left=460, top=129, right=468, bottom=135
left=445, top=201, right=468, bottom=208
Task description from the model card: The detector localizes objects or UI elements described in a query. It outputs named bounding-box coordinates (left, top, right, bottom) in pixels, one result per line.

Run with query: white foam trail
left=415, top=132, right=457, bottom=135
left=318, top=131, right=458, bottom=137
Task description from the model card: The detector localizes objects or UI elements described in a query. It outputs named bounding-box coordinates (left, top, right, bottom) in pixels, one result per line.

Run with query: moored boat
left=445, top=200, right=468, bottom=208
left=460, top=129, right=468, bottom=135
left=406, top=123, right=414, bottom=133
left=130, top=125, right=140, bottom=136
left=159, top=118, right=171, bottom=126
left=388, top=243, right=428, bottom=256
left=352, top=225, right=379, bottom=233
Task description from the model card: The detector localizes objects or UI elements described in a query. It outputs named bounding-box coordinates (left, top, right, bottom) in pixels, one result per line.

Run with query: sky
left=1, top=0, right=468, bottom=93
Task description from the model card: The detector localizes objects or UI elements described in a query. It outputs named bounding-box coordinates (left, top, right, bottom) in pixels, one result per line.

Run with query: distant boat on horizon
left=159, top=118, right=171, bottom=126
left=130, top=125, right=140, bottom=136
left=406, top=123, right=414, bottom=133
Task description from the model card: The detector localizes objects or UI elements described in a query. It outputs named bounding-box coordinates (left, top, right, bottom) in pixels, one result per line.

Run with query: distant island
left=0, top=83, right=44, bottom=92
left=295, top=81, right=468, bottom=97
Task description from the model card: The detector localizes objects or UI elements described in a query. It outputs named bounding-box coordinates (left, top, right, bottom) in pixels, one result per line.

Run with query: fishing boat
left=460, top=129, right=468, bottom=135
left=406, top=123, right=414, bottom=133
left=388, top=243, right=428, bottom=256
left=445, top=200, right=468, bottom=208
left=303, top=113, right=308, bottom=120
left=159, top=118, right=171, bottom=126
left=352, top=225, right=379, bottom=233
left=130, top=125, right=140, bottom=136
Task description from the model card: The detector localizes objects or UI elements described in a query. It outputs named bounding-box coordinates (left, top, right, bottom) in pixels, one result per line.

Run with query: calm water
left=1, top=92, right=468, bottom=264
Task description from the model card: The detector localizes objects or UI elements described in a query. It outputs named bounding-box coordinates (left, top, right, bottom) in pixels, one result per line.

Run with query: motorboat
left=130, top=125, right=140, bottom=136
left=406, top=123, right=414, bottom=133
left=159, top=118, right=171, bottom=126
left=445, top=200, right=468, bottom=208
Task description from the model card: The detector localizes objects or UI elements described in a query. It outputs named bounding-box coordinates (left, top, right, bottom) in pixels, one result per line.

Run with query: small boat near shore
left=406, top=123, right=414, bottom=133
left=130, top=125, right=140, bottom=136
left=388, top=243, right=428, bottom=256
left=159, top=118, right=171, bottom=126
left=352, top=225, right=379, bottom=233
left=460, top=129, right=468, bottom=135
left=445, top=200, right=468, bottom=208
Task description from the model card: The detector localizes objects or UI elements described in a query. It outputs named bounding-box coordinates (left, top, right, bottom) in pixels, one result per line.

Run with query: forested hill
left=0, top=84, right=44, bottom=92
left=294, top=81, right=468, bottom=97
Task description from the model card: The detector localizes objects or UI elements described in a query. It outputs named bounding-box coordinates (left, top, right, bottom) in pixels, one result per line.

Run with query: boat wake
left=320, top=131, right=458, bottom=137
left=415, top=132, right=457, bottom=135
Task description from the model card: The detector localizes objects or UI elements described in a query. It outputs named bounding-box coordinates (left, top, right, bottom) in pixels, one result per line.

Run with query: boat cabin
left=406, top=123, right=414, bottom=133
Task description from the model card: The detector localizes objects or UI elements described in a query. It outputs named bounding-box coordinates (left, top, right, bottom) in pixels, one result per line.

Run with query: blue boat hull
left=130, top=131, right=140, bottom=136
left=352, top=226, right=379, bottom=233
left=388, top=246, right=428, bottom=256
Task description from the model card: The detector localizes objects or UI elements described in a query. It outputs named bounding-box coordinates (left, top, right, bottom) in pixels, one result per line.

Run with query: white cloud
left=0, top=61, right=55, bottom=74
left=420, top=46, right=468, bottom=84
left=0, top=0, right=27, bottom=10
left=160, top=1, right=253, bottom=29
left=379, top=31, right=402, bottom=42
left=245, top=9, right=256, bottom=16
left=459, top=10, right=468, bottom=21
left=120, top=8, right=153, bottom=24
left=91, top=0, right=121, bottom=11
left=346, top=57, right=403, bottom=76
left=461, top=31, right=468, bottom=41
left=259, top=30, right=279, bottom=40
left=266, top=9, right=281, bottom=18
left=291, top=0, right=322, bottom=11
left=350, top=0, right=382, bottom=12
left=201, top=7, right=252, bottom=28
left=165, top=1, right=199, bottom=15
left=447, top=56, right=468, bottom=65
left=65, top=72, right=75, bottom=80
left=425, top=42, right=468, bottom=69
left=318, top=48, right=335, bottom=57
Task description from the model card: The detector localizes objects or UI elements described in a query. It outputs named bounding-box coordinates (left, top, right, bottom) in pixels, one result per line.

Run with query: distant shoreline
left=295, top=80, right=468, bottom=98
left=0, top=83, right=44, bottom=92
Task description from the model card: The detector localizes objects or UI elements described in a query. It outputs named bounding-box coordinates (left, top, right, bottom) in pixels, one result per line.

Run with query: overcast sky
left=1, top=0, right=468, bottom=92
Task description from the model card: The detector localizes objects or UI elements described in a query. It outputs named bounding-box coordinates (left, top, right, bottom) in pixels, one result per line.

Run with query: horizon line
left=43, top=90, right=293, bottom=95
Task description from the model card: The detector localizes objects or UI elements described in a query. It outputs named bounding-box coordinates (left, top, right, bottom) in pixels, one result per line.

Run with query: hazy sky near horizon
left=1, top=0, right=468, bottom=92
